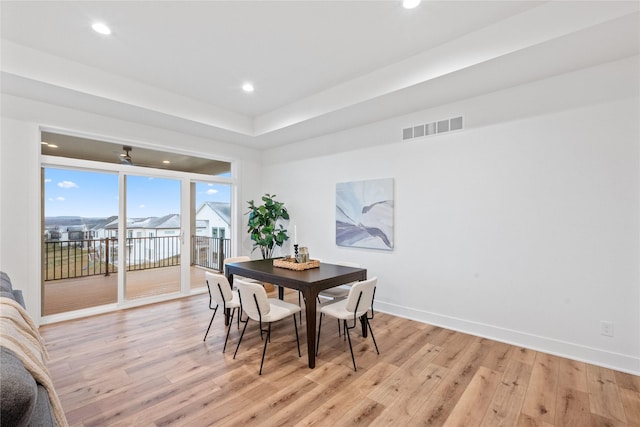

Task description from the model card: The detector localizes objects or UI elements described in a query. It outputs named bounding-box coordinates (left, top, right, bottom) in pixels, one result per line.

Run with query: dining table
left=224, top=258, right=367, bottom=369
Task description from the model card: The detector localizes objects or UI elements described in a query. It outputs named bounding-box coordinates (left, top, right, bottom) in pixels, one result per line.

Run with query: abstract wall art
left=336, top=178, right=394, bottom=250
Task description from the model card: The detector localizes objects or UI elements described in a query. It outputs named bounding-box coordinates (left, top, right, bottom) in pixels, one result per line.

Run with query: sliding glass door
left=42, top=167, right=119, bottom=315
left=124, top=174, right=182, bottom=300
left=42, top=169, right=188, bottom=314
left=190, top=181, right=232, bottom=290
left=41, top=132, right=235, bottom=318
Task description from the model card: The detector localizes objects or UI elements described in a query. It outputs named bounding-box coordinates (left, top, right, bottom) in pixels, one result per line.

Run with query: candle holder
left=294, top=244, right=299, bottom=263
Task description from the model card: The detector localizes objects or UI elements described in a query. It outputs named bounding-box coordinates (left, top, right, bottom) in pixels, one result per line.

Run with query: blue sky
left=45, top=168, right=230, bottom=218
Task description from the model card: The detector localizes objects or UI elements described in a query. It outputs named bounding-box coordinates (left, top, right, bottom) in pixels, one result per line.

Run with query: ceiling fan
left=119, top=146, right=134, bottom=165
left=116, top=145, right=171, bottom=169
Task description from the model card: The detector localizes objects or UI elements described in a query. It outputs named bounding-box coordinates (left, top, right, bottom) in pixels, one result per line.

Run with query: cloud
left=207, top=189, right=218, bottom=195
left=56, top=197, right=65, bottom=201
left=139, top=204, right=145, bottom=209
left=57, top=180, right=78, bottom=189
left=44, top=178, right=52, bottom=183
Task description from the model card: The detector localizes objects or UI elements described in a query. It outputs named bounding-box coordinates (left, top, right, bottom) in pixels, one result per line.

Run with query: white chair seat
left=263, top=298, right=301, bottom=322
left=318, top=285, right=350, bottom=299
left=319, top=298, right=349, bottom=319
left=319, top=297, right=371, bottom=319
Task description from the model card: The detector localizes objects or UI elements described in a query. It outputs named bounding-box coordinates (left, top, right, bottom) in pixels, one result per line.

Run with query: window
left=211, top=227, right=225, bottom=239
left=41, top=133, right=235, bottom=318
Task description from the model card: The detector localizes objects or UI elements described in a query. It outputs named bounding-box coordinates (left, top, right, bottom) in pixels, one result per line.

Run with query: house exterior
left=195, top=202, right=231, bottom=238
left=44, top=216, right=114, bottom=242
left=103, top=215, right=177, bottom=239
left=74, top=204, right=232, bottom=267
left=89, top=216, right=118, bottom=240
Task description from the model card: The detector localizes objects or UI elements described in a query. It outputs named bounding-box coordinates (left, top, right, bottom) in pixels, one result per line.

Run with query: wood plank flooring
left=39, top=291, right=640, bottom=426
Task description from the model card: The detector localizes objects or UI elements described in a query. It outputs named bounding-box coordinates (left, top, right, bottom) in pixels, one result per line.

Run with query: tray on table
left=273, top=257, right=320, bottom=271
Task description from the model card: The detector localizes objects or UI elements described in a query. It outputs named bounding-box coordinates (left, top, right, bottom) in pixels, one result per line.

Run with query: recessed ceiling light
left=92, top=22, right=112, bottom=35
left=47, top=144, right=58, bottom=148
left=162, top=160, right=171, bottom=164
left=242, top=83, right=254, bottom=93
left=41, top=141, right=48, bottom=145
left=403, top=0, right=421, bottom=9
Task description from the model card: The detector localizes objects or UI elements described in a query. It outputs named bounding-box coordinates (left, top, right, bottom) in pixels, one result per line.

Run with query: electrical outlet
left=601, top=321, right=614, bottom=337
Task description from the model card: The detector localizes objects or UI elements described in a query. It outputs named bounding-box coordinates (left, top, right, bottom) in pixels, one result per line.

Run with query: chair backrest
left=205, top=271, right=233, bottom=306
left=223, top=256, right=251, bottom=265
left=235, top=279, right=270, bottom=321
left=346, top=277, right=377, bottom=316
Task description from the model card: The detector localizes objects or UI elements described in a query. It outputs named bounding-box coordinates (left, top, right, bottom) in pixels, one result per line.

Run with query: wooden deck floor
left=43, top=266, right=208, bottom=316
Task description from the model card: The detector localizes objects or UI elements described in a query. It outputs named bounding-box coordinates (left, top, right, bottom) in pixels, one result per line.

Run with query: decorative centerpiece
left=274, top=257, right=320, bottom=271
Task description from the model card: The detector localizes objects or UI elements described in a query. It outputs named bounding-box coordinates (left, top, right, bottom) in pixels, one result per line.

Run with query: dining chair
left=223, top=255, right=251, bottom=266
left=224, top=255, right=303, bottom=321
left=318, top=261, right=360, bottom=335
left=316, top=277, right=379, bottom=371
left=318, top=261, right=360, bottom=301
left=233, top=278, right=302, bottom=375
left=203, top=271, right=241, bottom=353
left=223, top=256, right=259, bottom=286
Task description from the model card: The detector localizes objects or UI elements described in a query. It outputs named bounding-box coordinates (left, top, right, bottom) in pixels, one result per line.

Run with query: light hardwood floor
left=40, top=291, right=640, bottom=426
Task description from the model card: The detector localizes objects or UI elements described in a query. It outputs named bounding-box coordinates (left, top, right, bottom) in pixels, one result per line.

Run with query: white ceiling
left=1, top=1, right=639, bottom=150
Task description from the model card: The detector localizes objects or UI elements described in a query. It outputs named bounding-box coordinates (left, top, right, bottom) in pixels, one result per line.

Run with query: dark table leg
left=302, top=289, right=317, bottom=368
left=360, top=315, right=368, bottom=337
left=224, top=273, right=233, bottom=326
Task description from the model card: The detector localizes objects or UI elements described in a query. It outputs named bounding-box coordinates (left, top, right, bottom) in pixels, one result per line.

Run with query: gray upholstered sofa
left=1, top=271, right=66, bottom=426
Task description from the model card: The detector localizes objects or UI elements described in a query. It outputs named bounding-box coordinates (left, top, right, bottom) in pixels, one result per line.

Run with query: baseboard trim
left=375, top=300, right=640, bottom=376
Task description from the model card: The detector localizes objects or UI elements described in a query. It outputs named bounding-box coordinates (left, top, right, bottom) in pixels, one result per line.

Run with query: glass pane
left=190, top=181, right=231, bottom=289
left=43, top=168, right=118, bottom=315
left=125, top=175, right=181, bottom=299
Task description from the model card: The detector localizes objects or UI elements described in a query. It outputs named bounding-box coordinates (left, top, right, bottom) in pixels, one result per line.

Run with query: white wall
left=1, top=118, right=41, bottom=314
left=0, top=95, right=263, bottom=323
left=261, top=58, right=640, bottom=374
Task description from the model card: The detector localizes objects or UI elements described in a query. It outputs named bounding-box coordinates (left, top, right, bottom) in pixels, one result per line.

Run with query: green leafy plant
left=246, top=194, right=290, bottom=259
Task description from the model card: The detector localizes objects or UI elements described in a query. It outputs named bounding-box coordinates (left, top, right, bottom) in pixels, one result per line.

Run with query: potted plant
left=246, top=194, right=290, bottom=259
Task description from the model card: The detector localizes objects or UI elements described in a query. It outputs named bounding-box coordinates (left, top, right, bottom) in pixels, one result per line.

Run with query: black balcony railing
left=191, top=235, right=230, bottom=272
left=44, top=238, right=116, bottom=281
left=44, top=236, right=230, bottom=281
left=126, top=236, right=181, bottom=272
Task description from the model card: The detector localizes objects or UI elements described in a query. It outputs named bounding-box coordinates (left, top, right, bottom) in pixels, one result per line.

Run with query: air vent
left=402, top=116, right=463, bottom=141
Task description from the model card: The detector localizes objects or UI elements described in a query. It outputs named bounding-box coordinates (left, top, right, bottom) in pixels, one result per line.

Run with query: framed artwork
left=336, top=178, right=394, bottom=250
